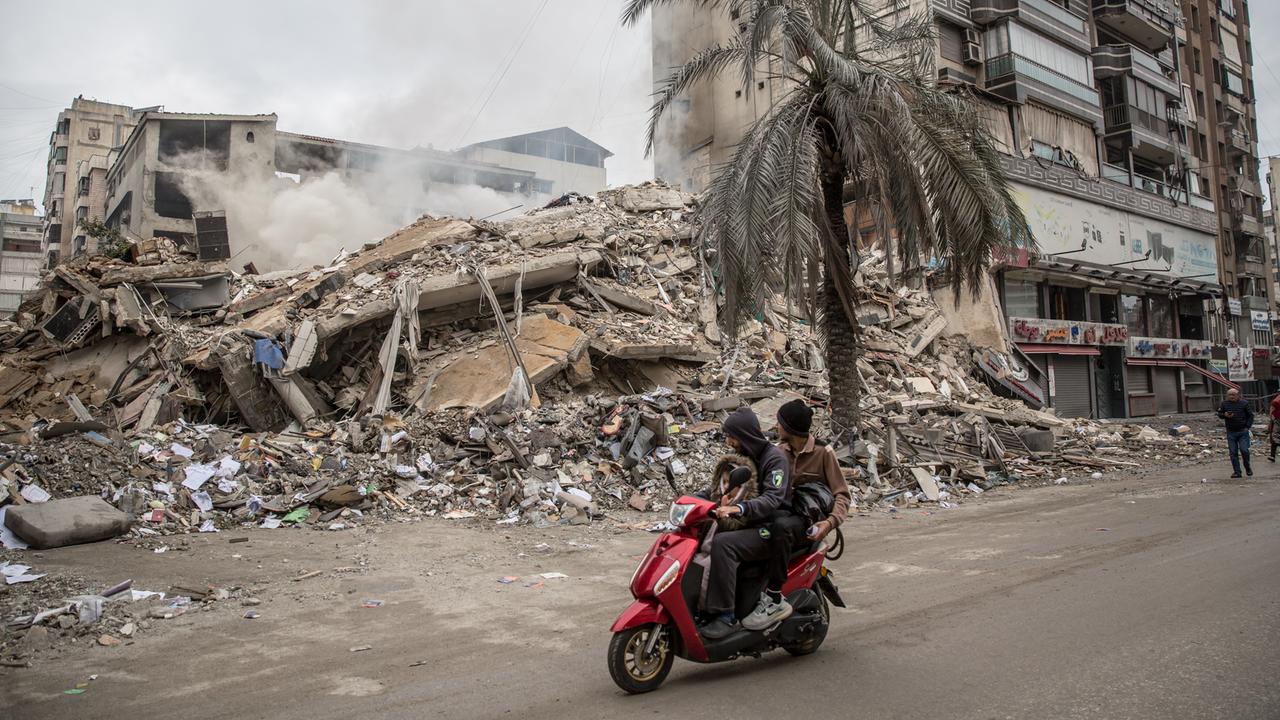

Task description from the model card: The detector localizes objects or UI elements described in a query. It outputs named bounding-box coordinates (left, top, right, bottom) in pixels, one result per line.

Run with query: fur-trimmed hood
left=710, top=454, right=757, bottom=531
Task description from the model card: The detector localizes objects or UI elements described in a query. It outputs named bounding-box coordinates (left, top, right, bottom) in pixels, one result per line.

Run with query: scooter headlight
left=653, top=559, right=681, bottom=595
left=668, top=502, right=696, bottom=527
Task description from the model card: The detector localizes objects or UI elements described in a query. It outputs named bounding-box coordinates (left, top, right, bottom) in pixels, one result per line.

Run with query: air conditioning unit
left=964, top=28, right=982, bottom=45
left=962, top=42, right=982, bottom=66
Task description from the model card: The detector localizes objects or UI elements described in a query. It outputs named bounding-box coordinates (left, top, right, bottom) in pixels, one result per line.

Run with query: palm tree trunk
left=820, top=166, right=862, bottom=440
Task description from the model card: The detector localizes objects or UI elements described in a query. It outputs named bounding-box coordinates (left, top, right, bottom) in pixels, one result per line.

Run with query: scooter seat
left=788, top=540, right=822, bottom=562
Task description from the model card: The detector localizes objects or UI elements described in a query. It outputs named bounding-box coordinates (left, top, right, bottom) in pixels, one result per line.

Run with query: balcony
left=1100, top=163, right=1215, bottom=210
left=1233, top=211, right=1265, bottom=238
left=1092, top=44, right=1179, bottom=96
left=1092, top=0, right=1175, bottom=53
left=1102, top=104, right=1175, bottom=164
left=1224, top=92, right=1247, bottom=118
left=985, top=53, right=1103, bottom=125
left=1226, top=129, right=1255, bottom=158
left=1244, top=295, right=1270, bottom=312
left=973, top=0, right=1090, bottom=40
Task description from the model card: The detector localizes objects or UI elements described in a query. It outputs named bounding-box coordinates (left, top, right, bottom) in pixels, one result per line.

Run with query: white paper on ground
left=198, top=519, right=219, bottom=533
left=1, top=561, right=43, bottom=584
left=0, top=507, right=28, bottom=549
left=216, top=456, right=241, bottom=477
left=19, top=485, right=51, bottom=503
left=191, top=491, right=213, bottom=512
left=129, top=590, right=166, bottom=602
left=171, top=443, right=194, bottom=458
left=138, top=441, right=156, bottom=455
left=260, top=516, right=282, bottom=529
left=539, top=572, right=568, bottom=580
left=217, top=478, right=240, bottom=493
left=182, top=464, right=216, bottom=490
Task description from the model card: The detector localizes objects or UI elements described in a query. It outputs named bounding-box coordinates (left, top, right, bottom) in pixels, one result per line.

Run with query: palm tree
left=624, top=0, right=1032, bottom=438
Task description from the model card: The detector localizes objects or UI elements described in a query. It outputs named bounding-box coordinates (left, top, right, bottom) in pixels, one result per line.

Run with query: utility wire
left=454, top=0, right=552, bottom=147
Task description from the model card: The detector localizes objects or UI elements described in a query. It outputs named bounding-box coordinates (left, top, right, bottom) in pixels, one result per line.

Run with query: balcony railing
left=1103, top=104, right=1169, bottom=136
left=1101, top=162, right=1215, bottom=211
left=986, top=53, right=1101, bottom=105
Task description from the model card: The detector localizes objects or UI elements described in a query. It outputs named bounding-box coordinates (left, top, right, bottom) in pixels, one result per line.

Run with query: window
left=938, top=21, right=963, bottom=62
left=1149, top=297, right=1174, bottom=337
left=1003, top=276, right=1040, bottom=318
left=1193, top=47, right=1202, bottom=74
left=1223, top=68, right=1244, bottom=96
left=1005, top=23, right=1092, bottom=86
left=1122, top=295, right=1147, bottom=335
left=245, top=131, right=255, bottom=143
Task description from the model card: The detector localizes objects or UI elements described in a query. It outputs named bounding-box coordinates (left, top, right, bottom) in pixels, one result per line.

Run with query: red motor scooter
left=607, top=495, right=845, bottom=693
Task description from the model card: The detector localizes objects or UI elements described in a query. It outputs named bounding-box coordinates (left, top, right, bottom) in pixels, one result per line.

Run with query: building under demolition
left=651, top=0, right=1270, bottom=420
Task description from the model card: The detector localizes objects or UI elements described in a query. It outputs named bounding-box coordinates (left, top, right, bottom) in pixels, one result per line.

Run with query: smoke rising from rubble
left=175, top=153, right=546, bottom=271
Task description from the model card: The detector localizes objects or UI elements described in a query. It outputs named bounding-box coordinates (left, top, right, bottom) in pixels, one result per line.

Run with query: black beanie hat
left=777, top=399, right=812, bottom=436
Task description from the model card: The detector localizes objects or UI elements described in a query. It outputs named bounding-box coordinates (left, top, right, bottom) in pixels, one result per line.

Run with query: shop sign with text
left=1009, top=317, right=1129, bottom=346
left=1126, top=337, right=1213, bottom=360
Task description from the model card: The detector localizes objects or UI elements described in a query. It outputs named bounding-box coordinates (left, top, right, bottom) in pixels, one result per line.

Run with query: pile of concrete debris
left=0, top=182, right=1218, bottom=547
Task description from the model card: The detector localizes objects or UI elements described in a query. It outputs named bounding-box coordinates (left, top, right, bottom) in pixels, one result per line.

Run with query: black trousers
left=704, top=526, right=772, bottom=615
left=765, top=511, right=809, bottom=592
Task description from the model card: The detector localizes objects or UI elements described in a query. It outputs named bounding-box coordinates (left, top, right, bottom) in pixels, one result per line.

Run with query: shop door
left=1153, top=367, right=1181, bottom=415
left=1094, top=348, right=1125, bottom=418
left=1053, top=356, right=1094, bottom=419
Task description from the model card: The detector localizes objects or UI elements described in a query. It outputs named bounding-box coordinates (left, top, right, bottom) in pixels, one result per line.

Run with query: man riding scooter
left=699, top=407, right=792, bottom=640
left=743, top=399, right=851, bottom=631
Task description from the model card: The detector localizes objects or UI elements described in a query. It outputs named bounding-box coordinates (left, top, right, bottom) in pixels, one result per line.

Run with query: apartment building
left=41, top=97, right=149, bottom=266
left=0, top=199, right=43, bottom=316
left=651, top=0, right=1265, bottom=418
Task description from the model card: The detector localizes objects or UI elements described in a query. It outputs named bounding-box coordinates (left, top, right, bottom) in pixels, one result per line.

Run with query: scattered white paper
left=182, top=464, right=216, bottom=490
left=129, top=590, right=166, bottom=602
left=153, top=481, right=174, bottom=496
left=138, top=441, right=156, bottom=455
left=670, top=459, right=687, bottom=475
left=0, top=507, right=28, bottom=549
left=191, top=491, right=213, bottom=513
left=216, top=456, right=241, bottom=477
left=19, top=485, right=51, bottom=503
left=171, top=443, right=195, bottom=459
left=198, top=519, right=219, bottom=533
left=655, top=446, right=675, bottom=461
left=260, top=516, right=282, bottom=529
left=2, top=562, right=44, bottom=585
left=217, top=478, right=240, bottom=494
left=153, top=546, right=168, bottom=554
left=539, top=572, right=568, bottom=580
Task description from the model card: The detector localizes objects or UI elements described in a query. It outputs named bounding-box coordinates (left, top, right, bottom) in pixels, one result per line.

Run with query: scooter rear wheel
left=608, top=624, right=673, bottom=694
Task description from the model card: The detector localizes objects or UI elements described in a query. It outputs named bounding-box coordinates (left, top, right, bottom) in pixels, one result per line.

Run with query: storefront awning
left=1126, top=358, right=1239, bottom=391
left=1016, top=343, right=1100, bottom=356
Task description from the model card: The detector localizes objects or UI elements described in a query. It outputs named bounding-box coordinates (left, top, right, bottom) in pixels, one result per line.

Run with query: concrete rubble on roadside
left=0, top=181, right=1224, bottom=549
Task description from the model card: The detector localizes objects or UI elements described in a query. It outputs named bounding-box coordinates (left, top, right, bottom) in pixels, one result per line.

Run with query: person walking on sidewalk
left=1217, top=388, right=1255, bottom=478
left=1268, top=394, right=1280, bottom=462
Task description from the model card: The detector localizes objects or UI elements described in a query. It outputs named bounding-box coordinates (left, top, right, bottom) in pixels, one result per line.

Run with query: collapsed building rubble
left=0, top=181, right=1224, bottom=549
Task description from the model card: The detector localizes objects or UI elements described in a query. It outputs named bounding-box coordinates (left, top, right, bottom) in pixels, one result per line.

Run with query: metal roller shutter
left=1031, top=355, right=1050, bottom=403
left=1154, top=367, right=1180, bottom=415
left=1127, top=364, right=1151, bottom=393
left=1053, top=356, right=1094, bottom=419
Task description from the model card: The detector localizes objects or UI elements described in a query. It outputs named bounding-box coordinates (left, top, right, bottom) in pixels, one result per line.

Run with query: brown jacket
left=779, top=436, right=852, bottom=527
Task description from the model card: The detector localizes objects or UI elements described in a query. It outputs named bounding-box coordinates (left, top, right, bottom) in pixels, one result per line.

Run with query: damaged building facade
left=40, top=99, right=612, bottom=272
left=651, top=0, right=1266, bottom=419
left=0, top=200, right=43, bottom=316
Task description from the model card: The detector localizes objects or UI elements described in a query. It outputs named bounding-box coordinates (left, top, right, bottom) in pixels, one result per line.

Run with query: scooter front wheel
left=608, top=624, right=673, bottom=694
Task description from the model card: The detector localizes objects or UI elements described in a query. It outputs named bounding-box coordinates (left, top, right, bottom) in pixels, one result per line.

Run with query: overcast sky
left=0, top=0, right=655, bottom=208
left=1, top=2, right=1277, bottom=211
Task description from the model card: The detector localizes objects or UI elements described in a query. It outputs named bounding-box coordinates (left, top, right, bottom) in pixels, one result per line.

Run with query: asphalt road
left=6, top=461, right=1280, bottom=719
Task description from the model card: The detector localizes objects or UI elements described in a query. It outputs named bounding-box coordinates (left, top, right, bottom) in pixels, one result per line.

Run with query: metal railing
left=985, top=53, right=1100, bottom=105
left=1100, top=162, right=1215, bottom=210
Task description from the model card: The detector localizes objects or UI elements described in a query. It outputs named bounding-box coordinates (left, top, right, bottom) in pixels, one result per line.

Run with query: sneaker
left=1231, top=473, right=1243, bottom=479
left=700, top=615, right=739, bottom=640
left=1246, top=468, right=1254, bottom=477
left=741, top=593, right=794, bottom=631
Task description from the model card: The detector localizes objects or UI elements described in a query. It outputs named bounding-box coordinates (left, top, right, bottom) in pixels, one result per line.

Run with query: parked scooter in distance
left=608, top=495, right=845, bottom=693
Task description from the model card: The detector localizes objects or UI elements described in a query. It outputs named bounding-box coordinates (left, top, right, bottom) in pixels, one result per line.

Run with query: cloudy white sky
left=0, top=2, right=1277, bottom=211
left=0, top=0, right=655, bottom=208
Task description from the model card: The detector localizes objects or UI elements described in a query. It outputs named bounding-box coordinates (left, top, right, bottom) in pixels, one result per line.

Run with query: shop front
left=1124, top=337, right=1224, bottom=415
left=1007, top=316, right=1129, bottom=420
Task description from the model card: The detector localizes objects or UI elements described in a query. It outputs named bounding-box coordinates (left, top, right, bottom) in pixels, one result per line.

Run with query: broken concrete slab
left=310, top=249, right=602, bottom=342
left=426, top=314, right=588, bottom=412
left=98, top=261, right=228, bottom=287
left=4, top=495, right=132, bottom=549
left=614, top=186, right=693, bottom=212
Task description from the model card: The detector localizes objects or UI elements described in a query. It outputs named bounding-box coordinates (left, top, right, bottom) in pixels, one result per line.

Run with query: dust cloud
left=175, top=152, right=545, bottom=271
